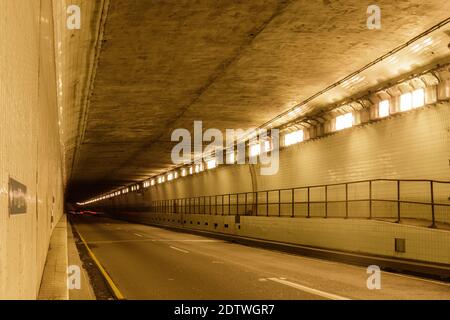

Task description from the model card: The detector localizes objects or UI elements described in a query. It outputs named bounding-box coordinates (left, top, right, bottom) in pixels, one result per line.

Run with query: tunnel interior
left=1, top=0, right=449, bottom=300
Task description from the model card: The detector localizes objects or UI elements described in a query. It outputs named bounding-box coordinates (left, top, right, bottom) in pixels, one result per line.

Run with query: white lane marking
left=170, top=246, right=190, bottom=254
left=267, top=278, right=351, bottom=300
left=134, top=233, right=144, bottom=238
left=162, top=239, right=220, bottom=242
left=386, top=272, right=450, bottom=287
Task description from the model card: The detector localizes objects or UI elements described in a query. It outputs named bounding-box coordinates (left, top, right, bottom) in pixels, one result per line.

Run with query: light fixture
left=335, top=113, right=353, bottom=131
left=194, top=163, right=204, bottom=173
left=167, top=173, right=174, bottom=181
left=249, top=143, right=261, bottom=157
left=378, top=100, right=390, bottom=118
left=181, top=168, right=187, bottom=177
left=206, top=159, right=217, bottom=169
left=284, top=130, right=304, bottom=146
left=412, top=88, right=425, bottom=108
left=262, top=140, right=272, bottom=152
left=227, top=151, right=235, bottom=164
left=400, top=92, right=412, bottom=111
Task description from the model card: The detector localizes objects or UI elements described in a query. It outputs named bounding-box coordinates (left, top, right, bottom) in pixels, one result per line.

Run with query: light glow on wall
left=167, top=173, right=174, bottom=181
left=284, top=130, right=304, bottom=146
left=335, top=113, right=353, bottom=131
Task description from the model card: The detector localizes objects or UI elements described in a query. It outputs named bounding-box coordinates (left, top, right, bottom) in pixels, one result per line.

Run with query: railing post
left=345, top=183, right=348, bottom=219
left=430, top=181, right=436, bottom=228
left=276, top=189, right=280, bottom=217
left=266, top=191, right=269, bottom=217
left=237, top=194, right=239, bottom=216
left=307, top=187, right=310, bottom=218
left=291, top=189, right=294, bottom=218
left=396, top=180, right=401, bottom=223
left=222, top=195, right=224, bottom=216
left=324, top=185, right=327, bottom=218
left=228, top=194, right=231, bottom=215
left=369, top=181, right=372, bottom=219
left=245, top=193, right=248, bottom=215
left=255, top=191, right=258, bottom=216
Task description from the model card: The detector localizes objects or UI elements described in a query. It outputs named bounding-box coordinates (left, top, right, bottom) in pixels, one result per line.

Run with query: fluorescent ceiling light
left=335, top=113, right=353, bottom=131
left=227, top=151, right=235, bottom=164
left=249, top=143, right=261, bottom=157
left=262, top=140, right=272, bottom=152
left=206, top=159, right=217, bottom=169
left=412, top=88, right=425, bottom=108
left=400, top=92, right=412, bottom=111
left=379, top=100, right=390, bottom=118
left=284, top=130, right=304, bottom=146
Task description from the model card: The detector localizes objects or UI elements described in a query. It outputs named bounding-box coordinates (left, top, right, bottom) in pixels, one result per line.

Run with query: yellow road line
left=71, top=223, right=126, bottom=300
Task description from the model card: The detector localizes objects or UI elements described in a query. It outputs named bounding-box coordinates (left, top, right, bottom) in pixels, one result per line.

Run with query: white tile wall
left=0, top=0, right=64, bottom=299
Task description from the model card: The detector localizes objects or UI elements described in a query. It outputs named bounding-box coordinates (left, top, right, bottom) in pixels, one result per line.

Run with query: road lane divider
left=134, top=233, right=144, bottom=237
left=71, top=223, right=126, bottom=300
left=169, top=246, right=190, bottom=254
left=267, top=278, right=351, bottom=300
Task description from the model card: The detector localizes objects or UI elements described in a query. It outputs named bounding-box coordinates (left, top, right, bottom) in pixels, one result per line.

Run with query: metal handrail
left=144, top=179, right=449, bottom=229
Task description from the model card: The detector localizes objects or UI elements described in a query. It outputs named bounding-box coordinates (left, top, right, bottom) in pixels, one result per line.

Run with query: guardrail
left=146, top=179, right=450, bottom=229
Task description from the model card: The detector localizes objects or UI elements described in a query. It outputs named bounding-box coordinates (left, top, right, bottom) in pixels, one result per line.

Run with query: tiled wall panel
left=0, top=0, right=64, bottom=299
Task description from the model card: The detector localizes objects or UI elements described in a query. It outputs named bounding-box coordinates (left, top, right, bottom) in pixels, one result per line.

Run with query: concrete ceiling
left=64, top=0, right=450, bottom=201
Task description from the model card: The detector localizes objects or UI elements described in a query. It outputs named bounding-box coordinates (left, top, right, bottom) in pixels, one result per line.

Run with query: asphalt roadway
left=71, top=215, right=450, bottom=300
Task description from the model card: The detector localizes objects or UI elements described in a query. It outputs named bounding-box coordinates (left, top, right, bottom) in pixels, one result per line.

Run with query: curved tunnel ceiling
left=63, top=0, right=450, bottom=201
